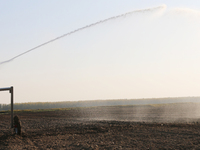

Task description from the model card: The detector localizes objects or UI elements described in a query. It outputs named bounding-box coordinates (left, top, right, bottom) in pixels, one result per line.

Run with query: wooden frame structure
left=0, top=86, right=14, bottom=128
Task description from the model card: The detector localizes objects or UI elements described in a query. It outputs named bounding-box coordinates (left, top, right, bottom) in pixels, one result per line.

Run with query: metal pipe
left=0, top=87, right=11, bottom=91
left=0, top=86, right=14, bottom=128
left=10, top=87, right=13, bottom=128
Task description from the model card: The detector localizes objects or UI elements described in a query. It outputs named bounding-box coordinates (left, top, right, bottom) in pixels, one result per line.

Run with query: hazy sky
left=1, top=1, right=200, bottom=104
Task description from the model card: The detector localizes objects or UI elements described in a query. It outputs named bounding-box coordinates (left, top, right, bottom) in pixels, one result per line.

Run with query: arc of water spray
left=0, top=4, right=166, bottom=65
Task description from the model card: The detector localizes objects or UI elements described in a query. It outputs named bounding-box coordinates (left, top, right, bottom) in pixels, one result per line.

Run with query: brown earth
left=1, top=104, right=200, bottom=149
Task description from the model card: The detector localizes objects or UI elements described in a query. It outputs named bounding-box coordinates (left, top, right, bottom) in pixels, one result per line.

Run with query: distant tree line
left=0, top=97, right=199, bottom=111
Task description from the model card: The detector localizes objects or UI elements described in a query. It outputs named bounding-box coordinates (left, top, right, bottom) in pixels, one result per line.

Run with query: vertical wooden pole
left=10, top=86, right=13, bottom=128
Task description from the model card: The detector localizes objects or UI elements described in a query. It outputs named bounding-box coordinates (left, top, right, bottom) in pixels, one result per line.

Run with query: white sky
left=1, top=0, right=200, bottom=104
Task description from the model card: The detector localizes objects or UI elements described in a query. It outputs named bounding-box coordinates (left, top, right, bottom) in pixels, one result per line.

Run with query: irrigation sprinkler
left=0, top=86, right=14, bottom=128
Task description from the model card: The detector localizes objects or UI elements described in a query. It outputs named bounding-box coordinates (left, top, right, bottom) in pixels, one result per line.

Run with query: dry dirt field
left=1, top=103, right=200, bottom=149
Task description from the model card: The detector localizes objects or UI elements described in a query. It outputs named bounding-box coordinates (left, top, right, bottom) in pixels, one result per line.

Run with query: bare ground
left=1, top=104, right=200, bottom=149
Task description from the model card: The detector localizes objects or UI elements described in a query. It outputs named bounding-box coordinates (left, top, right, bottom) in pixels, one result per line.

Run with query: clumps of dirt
left=1, top=104, right=200, bottom=149
left=2, top=121, right=200, bottom=149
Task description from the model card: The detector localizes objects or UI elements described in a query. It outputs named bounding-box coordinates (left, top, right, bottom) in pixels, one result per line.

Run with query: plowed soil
left=1, top=104, right=200, bottom=149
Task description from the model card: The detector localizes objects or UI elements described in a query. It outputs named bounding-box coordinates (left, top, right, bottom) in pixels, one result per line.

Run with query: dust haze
left=81, top=102, right=200, bottom=123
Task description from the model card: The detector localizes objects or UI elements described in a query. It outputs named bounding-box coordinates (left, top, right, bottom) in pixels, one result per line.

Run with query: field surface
left=1, top=103, right=200, bottom=149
